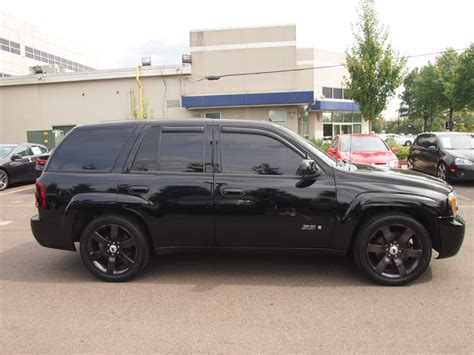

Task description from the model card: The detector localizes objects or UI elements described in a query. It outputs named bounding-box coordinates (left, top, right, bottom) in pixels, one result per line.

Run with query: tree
left=398, top=68, right=418, bottom=120
left=453, top=44, right=474, bottom=110
left=436, top=48, right=459, bottom=130
left=411, top=64, right=444, bottom=131
left=345, top=0, right=406, bottom=130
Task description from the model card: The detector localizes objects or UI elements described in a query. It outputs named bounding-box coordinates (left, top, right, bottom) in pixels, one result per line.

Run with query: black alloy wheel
left=0, top=169, right=9, bottom=191
left=80, top=215, right=150, bottom=282
left=354, top=214, right=431, bottom=286
left=407, top=157, right=414, bottom=171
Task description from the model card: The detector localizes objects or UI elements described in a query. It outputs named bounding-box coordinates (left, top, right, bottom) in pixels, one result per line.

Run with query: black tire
left=405, top=140, right=412, bottom=147
left=80, top=214, right=150, bottom=282
left=353, top=214, right=432, bottom=286
left=0, top=169, right=9, bottom=191
left=437, top=162, right=449, bottom=182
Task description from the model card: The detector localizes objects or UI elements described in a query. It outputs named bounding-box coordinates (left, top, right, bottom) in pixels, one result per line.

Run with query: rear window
left=48, top=128, right=133, bottom=172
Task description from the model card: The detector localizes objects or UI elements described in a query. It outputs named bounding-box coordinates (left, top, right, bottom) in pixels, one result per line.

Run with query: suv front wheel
left=353, top=214, right=432, bottom=286
left=80, top=214, right=150, bottom=282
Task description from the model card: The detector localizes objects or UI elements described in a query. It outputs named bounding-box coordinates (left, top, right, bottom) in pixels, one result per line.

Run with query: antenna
left=348, top=104, right=354, bottom=171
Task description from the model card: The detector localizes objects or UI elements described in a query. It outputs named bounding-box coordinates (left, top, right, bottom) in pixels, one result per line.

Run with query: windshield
left=340, top=136, right=389, bottom=152
left=438, top=134, right=474, bottom=150
left=0, top=145, right=16, bottom=158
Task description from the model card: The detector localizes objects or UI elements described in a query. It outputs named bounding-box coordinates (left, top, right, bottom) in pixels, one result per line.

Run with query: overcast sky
left=2, top=0, right=473, bottom=118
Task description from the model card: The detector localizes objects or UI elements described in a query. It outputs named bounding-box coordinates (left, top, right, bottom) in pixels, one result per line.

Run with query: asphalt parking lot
left=0, top=182, right=472, bottom=353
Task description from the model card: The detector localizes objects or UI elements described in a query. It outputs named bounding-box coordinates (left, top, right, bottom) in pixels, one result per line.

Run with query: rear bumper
left=31, top=211, right=76, bottom=251
left=436, top=215, right=465, bottom=258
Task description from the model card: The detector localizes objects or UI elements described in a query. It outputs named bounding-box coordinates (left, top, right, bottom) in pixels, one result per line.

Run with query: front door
left=214, top=127, right=337, bottom=248
left=9, top=145, right=33, bottom=182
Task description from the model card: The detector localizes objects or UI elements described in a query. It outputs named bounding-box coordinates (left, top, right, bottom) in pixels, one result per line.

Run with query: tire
left=437, top=162, right=449, bottom=182
left=80, top=214, right=150, bottom=282
left=353, top=214, right=432, bottom=286
left=0, top=169, right=9, bottom=191
left=407, top=157, right=414, bottom=171
left=405, top=141, right=412, bottom=147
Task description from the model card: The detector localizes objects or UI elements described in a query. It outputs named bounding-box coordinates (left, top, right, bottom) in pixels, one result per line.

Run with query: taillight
left=36, top=158, right=47, bottom=166
left=35, top=179, right=46, bottom=208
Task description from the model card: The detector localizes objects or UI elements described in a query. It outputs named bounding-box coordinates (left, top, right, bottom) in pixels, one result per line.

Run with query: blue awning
left=310, top=100, right=360, bottom=112
left=182, top=91, right=314, bottom=109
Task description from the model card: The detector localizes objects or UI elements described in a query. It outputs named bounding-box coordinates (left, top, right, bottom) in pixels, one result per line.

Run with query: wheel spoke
left=120, top=238, right=136, bottom=249
left=118, top=253, right=135, bottom=266
left=402, top=248, right=422, bottom=259
left=381, top=227, right=394, bottom=243
left=106, top=256, right=116, bottom=274
left=374, top=256, right=391, bottom=274
left=110, top=225, right=119, bottom=242
left=92, top=231, right=108, bottom=245
left=89, top=248, right=107, bottom=261
left=367, top=244, right=386, bottom=254
left=398, top=228, right=414, bottom=245
left=394, top=257, right=408, bottom=276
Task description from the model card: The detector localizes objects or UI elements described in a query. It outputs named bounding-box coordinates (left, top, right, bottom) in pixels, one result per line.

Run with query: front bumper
left=448, top=165, right=474, bottom=181
left=31, top=211, right=76, bottom=251
left=436, top=215, right=465, bottom=258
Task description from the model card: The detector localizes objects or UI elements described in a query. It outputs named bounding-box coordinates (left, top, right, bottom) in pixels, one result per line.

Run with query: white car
left=378, top=133, right=414, bottom=146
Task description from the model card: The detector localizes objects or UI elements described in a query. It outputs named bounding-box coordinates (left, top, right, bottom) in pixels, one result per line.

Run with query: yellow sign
left=44, top=139, right=49, bottom=143
left=43, top=131, right=49, bottom=136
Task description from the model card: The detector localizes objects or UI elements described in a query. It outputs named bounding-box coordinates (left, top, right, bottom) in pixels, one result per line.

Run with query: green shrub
left=385, top=139, right=410, bottom=160
left=310, top=139, right=330, bottom=152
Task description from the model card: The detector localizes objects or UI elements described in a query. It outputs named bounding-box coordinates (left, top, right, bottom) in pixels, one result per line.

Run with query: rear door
left=118, top=124, right=215, bottom=247
left=214, top=126, right=337, bottom=248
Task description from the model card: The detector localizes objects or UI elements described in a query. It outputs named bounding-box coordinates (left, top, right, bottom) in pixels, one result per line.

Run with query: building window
left=269, top=110, right=286, bottom=127
left=205, top=112, right=221, bottom=119
left=333, top=88, right=343, bottom=99
left=24, top=44, right=94, bottom=71
left=322, top=111, right=363, bottom=138
left=0, top=38, right=21, bottom=55
left=322, top=87, right=333, bottom=99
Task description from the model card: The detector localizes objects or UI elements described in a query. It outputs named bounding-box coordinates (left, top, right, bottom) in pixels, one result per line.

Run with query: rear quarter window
left=48, top=128, right=133, bottom=172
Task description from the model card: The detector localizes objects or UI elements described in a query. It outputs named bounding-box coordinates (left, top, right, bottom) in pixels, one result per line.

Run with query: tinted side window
left=159, top=130, right=205, bottom=173
left=220, top=132, right=302, bottom=176
left=48, top=128, right=133, bottom=172
left=132, top=127, right=159, bottom=172
left=426, top=135, right=438, bottom=148
left=416, top=135, right=427, bottom=148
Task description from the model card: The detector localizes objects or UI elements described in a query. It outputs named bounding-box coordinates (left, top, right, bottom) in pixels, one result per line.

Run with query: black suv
left=31, top=120, right=465, bottom=285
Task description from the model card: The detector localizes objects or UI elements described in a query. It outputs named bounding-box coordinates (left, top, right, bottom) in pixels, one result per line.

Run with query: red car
left=327, top=134, right=400, bottom=168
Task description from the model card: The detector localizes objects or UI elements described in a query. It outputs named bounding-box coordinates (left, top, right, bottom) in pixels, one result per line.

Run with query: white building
left=0, top=12, right=95, bottom=77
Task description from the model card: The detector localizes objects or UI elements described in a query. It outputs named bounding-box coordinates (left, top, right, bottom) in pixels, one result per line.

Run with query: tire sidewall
left=0, top=169, right=9, bottom=191
left=80, top=214, right=150, bottom=282
left=354, top=214, right=432, bottom=286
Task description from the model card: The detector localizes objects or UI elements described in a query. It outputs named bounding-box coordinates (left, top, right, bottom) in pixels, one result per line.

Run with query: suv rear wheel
left=80, top=214, right=150, bottom=282
left=353, top=214, right=432, bottom=286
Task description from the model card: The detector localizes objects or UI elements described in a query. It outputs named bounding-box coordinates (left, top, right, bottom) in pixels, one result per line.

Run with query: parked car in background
left=407, top=132, right=474, bottom=182
left=35, top=152, right=51, bottom=177
left=327, top=134, right=399, bottom=168
left=379, top=133, right=414, bottom=146
left=31, top=120, right=465, bottom=285
left=0, top=143, right=49, bottom=191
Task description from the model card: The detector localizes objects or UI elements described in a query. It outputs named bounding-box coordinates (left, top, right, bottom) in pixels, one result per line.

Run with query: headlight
left=454, top=158, right=473, bottom=166
left=388, top=159, right=399, bottom=168
left=448, top=191, right=458, bottom=217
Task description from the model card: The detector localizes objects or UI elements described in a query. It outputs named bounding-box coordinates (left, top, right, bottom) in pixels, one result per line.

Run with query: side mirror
left=390, top=147, right=398, bottom=153
left=297, top=159, right=320, bottom=178
left=428, top=145, right=438, bottom=151
left=11, top=154, right=21, bottom=161
left=327, top=147, right=336, bottom=156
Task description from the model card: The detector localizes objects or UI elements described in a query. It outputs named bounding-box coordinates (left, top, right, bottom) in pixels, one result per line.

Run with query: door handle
left=127, top=185, right=149, bottom=193
left=221, top=188, right=245, bottom=197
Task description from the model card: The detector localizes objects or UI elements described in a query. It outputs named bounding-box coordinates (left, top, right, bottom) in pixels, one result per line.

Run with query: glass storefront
left=322, top=111, right=362, bottom=138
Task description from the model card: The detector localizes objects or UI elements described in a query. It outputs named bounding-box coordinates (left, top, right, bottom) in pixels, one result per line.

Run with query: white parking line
left=0, top=221, right=13, bottom=226
left=457, top=194, right=472, bottom=201
left=0, top=186, right=34, bottom=196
